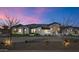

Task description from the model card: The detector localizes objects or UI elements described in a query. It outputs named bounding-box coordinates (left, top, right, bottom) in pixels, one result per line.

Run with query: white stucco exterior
left=12, top=27, right=29, bottom=34
left=35, top=27, right=52, bottom=35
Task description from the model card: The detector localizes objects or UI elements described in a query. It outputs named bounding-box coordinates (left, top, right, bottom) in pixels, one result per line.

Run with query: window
left=31, top=29, right=36, bottom=33
left=58, top=28, right=60, bottom=31
left=44, top=30, right=48, bottom=33
left=18, top=29, right=22, bottom=32
left=14, top=28, right=17, bottom=31
left=50, top=28, right=53, bottom=30
left=44, top=30, right=50, bottom=33
left=13, top=28, right=18, bottom=32
left=25, top=29, right=27, bottom=31
left=51, top=26, right=60, bottom=32
left=38, top=29, right=41, bottom=31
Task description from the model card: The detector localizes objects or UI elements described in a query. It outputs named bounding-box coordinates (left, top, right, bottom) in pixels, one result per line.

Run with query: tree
left=0, top=16, right=20, bottom=39
left=62, top=15, right=74, bottom=26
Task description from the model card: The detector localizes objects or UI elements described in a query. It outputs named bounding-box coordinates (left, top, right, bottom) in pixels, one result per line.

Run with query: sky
left=0, top=7, right=79, bottom=26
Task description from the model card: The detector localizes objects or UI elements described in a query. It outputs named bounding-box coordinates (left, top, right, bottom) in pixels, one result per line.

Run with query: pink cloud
left=0, top=14, right=6, bottom=19
left=24, top=16, right=41, bottom=24
left=16, top=15, right=41, bottom=24
left=0, top=8, right=42, bottom=24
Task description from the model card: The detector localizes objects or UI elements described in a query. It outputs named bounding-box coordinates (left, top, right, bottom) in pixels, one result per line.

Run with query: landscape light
left=3, top=38, right=12, bottom=47
left=64, top=39, right=70, bottom=47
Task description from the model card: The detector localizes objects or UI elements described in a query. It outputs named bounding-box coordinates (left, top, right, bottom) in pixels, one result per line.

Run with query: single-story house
left=11, top=22, right=61, bottom=36
left=11, top=22, right=79, bottom=36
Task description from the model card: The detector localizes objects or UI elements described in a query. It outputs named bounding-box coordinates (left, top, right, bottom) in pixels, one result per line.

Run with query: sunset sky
left=0, top=7, right=79, bottom=26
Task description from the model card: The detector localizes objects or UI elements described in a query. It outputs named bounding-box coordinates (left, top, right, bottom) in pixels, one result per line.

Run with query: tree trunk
left=9, top=28, right=12, bottom=41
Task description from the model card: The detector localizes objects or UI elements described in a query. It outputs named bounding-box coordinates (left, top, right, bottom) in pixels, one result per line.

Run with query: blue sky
left=0, top=7, right=79, bottom=26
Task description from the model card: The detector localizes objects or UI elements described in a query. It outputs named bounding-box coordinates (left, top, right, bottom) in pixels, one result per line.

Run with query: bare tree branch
left=1, top=15, right=20, bottom=28
left=63, top=15, right=74, bottom=26
left=0, top=15, right=20, bottom=36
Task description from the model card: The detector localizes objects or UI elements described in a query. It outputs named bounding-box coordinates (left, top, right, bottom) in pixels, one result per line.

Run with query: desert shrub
left=73, top=40, right=78, bottom=43
left=25, top=40, right=28, bottom=43
left=12, top=34, right=30, bottom=37
left=26, top=34, right=29, bottom=36
left=30, top=33, right=40, bottom=36
left=34, top=33, right=40, bottom=36
left=44, top=34, right=48, bottom=36
left=45, top=41, right=49, bottom=45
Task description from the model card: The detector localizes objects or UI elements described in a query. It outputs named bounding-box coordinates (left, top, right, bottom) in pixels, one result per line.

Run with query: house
left=27, top=24, right=40, bottom=34
left=12, top=24, right=29, bottom=35
left=27, top=24, right=53, bottom=36
left=49, top=22, right=61, bottom=35
left=72, top=27, right=79, bottom=35
left=61, top=26, right=75, bottom=35
left=27, top=24, right=48, bottom=33
left=11, top=22, right=61, bottom=36
left=11, top=22, right=79, bottom=36
left=12, top=24, right=23, bottom=34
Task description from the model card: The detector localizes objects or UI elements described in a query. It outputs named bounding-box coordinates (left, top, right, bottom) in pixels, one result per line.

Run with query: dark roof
left=48, top=22, right=61, bottom=26
left=12, top=24, right=24, bottom=28
left=60, top=25, right=79, bottom=30
left=41, top=26, right=50, bottom=29
left=12, top=24, right=48, bottom=29
left=12, top=23, right=79, bottom=30
left=27, top=24, right=48, bottom=28
left=72, top=27, right=79, bottom=29
left=60, top=26, right=73, bottom=30
left=12, top=24, right=29, bottom=27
